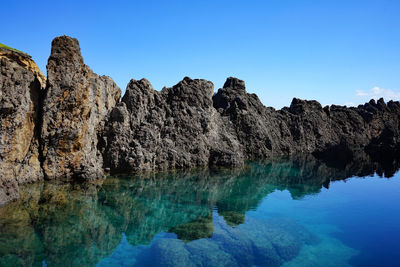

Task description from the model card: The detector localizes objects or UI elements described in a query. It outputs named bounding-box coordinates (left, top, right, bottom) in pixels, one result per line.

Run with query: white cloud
left=356, top=86, right=400, bottom=101
left=344, top=102, right=356, bottom=107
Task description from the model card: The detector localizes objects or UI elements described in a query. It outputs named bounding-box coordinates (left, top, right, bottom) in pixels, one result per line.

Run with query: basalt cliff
left=1, top=35, right=400, bottom=205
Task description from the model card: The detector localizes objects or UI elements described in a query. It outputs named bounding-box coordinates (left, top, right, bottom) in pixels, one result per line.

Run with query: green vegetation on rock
left=0, top=43, right=25, bottom=54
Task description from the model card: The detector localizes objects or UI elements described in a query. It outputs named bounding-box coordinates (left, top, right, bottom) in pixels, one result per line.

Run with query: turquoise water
left=0, top=156, right=400, bottom=267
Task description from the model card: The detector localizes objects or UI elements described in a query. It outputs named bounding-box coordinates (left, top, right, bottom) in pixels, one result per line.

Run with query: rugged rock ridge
left=1, top=35, right=400, bottom=206
left=213, top=78, right=400, bottom=162
left=103, top=76, right=400, bottom=173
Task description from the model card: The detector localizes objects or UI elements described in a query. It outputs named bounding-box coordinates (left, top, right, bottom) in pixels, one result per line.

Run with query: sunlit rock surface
left=41, top=36, right=121, bottom=180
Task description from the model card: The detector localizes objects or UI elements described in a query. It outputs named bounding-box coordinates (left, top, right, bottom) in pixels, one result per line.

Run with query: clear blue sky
left=2, top=0, right=400, bottom=108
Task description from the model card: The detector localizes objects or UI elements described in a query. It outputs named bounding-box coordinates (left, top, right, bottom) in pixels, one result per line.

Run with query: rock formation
left=1, top=35, right=400, bottom=205
left=0, top=47, right=46, bottom=205
left=102, top=77, right=243, bottom=173
left=103, top=76, right=400, bottom=173
left=41, top=36, right=121, bottom=180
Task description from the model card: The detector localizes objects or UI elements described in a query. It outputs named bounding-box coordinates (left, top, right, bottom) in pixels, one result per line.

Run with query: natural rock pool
left=1, top=156, right=399, bottom=267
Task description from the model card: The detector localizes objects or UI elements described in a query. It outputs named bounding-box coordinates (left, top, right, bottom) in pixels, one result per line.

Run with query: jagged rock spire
left=41, top=36, right=121, bottom=180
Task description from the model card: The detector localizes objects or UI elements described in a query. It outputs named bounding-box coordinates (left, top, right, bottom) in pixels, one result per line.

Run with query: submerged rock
left=145, top=214, right=317, bottom=267
left=149, top=238, right=195, bottom=267
left=186, top=238, right=238, bottom=267
left=41, top=36, right=121, bottom=180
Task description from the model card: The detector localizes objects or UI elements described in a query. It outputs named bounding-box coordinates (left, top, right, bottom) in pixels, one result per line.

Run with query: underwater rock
left=143, top=214, right=319, bottom=267
left=186, top=239, right=238, bottom=267
left=282, top=233, right=358, bottom=267
left=240, top=217, right=302, bottom=264
left=149, top=238, right=195, bottom=267
left=212, top=215, right=257, bottom=265
left=41, top=36, right=121, bottom=180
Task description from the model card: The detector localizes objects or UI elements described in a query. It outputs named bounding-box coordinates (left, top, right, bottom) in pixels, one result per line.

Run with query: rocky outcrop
left=41, top=36, right=121, bottom=180
left=102, top=77, right=243, bottom=173
left=0, top=47, right=45, bottom=205
left=1, top=36, right=400, bottom=205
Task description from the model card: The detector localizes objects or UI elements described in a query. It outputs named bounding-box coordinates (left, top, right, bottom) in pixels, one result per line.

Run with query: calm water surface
left=1, top=156, right=400, bottom=267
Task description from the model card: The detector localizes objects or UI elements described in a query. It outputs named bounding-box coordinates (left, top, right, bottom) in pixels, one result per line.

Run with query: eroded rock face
left=102, top=77, right=243, bottom=172
left=0, top=48, right=45, bottom=205
left=41, top=36, right=121, bottom=180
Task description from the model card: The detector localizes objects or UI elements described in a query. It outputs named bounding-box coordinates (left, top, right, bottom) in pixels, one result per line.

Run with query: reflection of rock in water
left=141, top=213, right=319, bottom=267
left=0, top=154, right=398, bottom=266
left=0, top=181, right=121, bottom=267
left=219, top=211, right=245, bottom=226
left=169, top=213, right=214, bottom=241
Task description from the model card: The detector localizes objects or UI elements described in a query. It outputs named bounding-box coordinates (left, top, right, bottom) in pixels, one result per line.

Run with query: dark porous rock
left=0, top=47, right=45, bottom=205
left=102, top=77, right=243, bottom=173
left=41, top=36, right=121, bottom=180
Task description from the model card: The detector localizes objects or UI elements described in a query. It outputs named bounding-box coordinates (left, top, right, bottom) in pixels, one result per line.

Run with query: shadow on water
left=0, top=152, right=399, bottom=266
